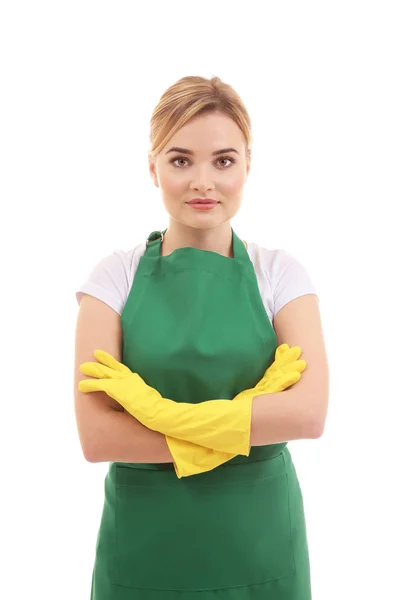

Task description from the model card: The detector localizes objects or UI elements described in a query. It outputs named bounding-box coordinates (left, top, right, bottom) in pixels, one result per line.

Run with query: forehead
left=166, top=112, right=245, bottom=151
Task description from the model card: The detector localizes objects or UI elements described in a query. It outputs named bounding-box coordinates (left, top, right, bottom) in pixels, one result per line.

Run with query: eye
left=217, top=157, right=235, bottom=168
left=171, top=157, right=190, bottom=168
left=169, top=156, right=236, bottom=168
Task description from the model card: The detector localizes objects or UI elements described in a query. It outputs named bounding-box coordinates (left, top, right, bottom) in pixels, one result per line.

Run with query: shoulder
left=76, top=241, right=146, bottom=314
left=247, top=241, right=318, bottom=320
left=248, top=242, right=310, bottom=277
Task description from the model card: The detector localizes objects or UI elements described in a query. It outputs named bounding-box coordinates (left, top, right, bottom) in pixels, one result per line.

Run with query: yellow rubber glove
left=79, top=344, right=306, bottom=464
left=165, top=344, right=305, bottom=477
left=166, top=441, right=235, bottom=478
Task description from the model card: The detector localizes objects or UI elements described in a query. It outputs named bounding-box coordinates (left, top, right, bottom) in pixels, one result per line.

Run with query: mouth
left=187, top=199, right=219, bottom=205
left=186, top=199, right=220, bottom=211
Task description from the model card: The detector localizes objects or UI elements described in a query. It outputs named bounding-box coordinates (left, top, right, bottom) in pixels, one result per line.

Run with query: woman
left=74, top=75, right=329, bottom=599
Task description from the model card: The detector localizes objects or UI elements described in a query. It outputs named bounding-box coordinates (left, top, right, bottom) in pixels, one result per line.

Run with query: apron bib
left=90, top=228, right=311, bottom=599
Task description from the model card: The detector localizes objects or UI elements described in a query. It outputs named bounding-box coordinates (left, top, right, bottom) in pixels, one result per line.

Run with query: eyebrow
left=165, top=147, right=239, bottom=156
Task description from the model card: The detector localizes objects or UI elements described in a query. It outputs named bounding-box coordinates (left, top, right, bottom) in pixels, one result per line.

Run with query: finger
left=289, top=346, right=302, bottom=360
left=259, top=370, right=302, bottom=393
left=275, top=344, right=289, bottom=358
left=281, top=346, right=302, bottom=362
left=264, top=350, right=303, bottom=380
left=80, top=362, right=123, bottom=379
left=271, top=372, right=301, bottom=392
left=93, top=350, right=132, bottom=375
left=79, top=379, right=106, bottom=393
left=284, top=371, right=301, bottom=387
left=281, top=359, right=307, bottom=374
left=274, top=345, right=302, bottom=365
left=294, top=359, right=306, bottom=373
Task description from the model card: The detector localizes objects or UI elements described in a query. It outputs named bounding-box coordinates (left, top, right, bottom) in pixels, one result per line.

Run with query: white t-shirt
left=76, top=240, right=318, bottom=325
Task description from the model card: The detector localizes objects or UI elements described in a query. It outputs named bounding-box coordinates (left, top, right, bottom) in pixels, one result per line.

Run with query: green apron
left=89, top=228, right=312, bottom=599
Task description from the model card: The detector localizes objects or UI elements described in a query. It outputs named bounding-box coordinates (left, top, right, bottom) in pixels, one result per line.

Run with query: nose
left=189, top=166, right=216, bottom=193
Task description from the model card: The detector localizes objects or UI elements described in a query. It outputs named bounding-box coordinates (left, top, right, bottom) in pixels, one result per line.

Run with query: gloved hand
left=166, top=440, right=236, bottom=479
left=79, top=344, right=306, bottom=475
left=165, top=344, right=305, bottom=477
left=80, top=358, right=253, bottom=455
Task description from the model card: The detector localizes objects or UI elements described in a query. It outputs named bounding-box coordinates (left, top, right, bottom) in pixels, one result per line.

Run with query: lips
left=188, top=199, right=218, bottom=205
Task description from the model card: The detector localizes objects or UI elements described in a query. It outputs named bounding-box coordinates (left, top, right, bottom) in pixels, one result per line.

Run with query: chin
left=191, top=220, right=233, bottom=234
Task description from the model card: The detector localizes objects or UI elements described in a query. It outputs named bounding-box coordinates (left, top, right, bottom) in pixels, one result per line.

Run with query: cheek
left=223, top=173, right=246, bottom=194
left=159, top=172, right=186, bottom=193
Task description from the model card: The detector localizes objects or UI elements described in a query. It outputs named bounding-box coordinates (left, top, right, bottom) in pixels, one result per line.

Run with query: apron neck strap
left=145, top=227, right=249, bottom=262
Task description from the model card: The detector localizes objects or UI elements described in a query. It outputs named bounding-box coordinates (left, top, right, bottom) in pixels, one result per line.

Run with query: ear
left=148, top=154, right=159, bottom=188
left=246, top=149, right=251, bottom=178
left=246, top=162, right=251, bottom=178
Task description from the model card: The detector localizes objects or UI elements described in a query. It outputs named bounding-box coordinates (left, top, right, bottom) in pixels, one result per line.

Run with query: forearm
left=85, top=407, right=174, bottom=464
left=250, top=388, right=321, bottom=446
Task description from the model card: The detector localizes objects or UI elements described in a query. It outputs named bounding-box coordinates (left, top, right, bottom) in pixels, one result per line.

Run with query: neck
left=161, top=221, right=235, bottom=258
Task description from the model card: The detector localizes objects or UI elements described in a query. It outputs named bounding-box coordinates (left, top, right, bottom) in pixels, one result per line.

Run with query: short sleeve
left=271, top=249, right=318, bottom=317
left=75, top=250, right=131, bottom=315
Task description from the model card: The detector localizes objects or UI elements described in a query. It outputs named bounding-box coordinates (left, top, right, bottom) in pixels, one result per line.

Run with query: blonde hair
left=148, top=76, right=252, bottom=162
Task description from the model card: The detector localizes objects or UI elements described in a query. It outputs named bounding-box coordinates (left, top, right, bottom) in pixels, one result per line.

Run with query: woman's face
left=149, top=111, right=251, bottom=231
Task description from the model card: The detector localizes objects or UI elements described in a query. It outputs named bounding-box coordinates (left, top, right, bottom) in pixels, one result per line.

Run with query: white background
left=1, top=1, right=399, bottom=598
